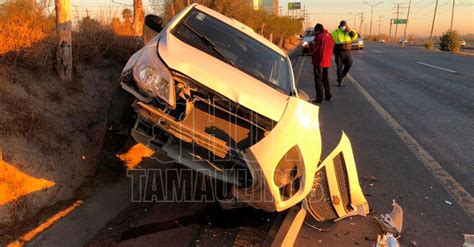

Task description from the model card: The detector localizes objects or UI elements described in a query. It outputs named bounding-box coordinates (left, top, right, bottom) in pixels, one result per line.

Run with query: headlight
left=139, top=66, right=170, bottom=101
left=274, top=146, right=304, bottom=201
left=133, top=46, right=176, bottom=108
left=303, top=41, right=308, bottom=47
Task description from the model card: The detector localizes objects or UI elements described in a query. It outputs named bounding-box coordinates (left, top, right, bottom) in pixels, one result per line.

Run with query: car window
left=171, top=9, right=292, bottom=94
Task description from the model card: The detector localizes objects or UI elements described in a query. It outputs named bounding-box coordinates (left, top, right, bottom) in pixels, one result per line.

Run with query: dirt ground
left=0, top=63, right=122, bottom=242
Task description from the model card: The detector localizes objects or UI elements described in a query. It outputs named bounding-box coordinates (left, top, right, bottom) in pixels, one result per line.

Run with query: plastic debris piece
left=463, top=234, right=474, bottom=247
left=362, top=175, right=377, bottom=181
left=376, top=233, right=400, bottom=247
left=304, top=222, right=331, bottom=232
left=445, top=200, right=453, bottom=205
left=375, top=200, right=404, bottom=237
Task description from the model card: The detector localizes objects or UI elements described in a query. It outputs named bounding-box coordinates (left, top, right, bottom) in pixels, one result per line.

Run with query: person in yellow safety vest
left=332, top=20, right=359, bottom=87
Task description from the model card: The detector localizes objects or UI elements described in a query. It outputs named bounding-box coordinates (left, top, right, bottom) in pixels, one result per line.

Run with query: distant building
left=250, top=0, right=279, bottom=16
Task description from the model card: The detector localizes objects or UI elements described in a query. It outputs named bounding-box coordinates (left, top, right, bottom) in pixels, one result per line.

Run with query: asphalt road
left=30, top=42, right=473, bottom=246
left=294, top=42, right=473, bottom=246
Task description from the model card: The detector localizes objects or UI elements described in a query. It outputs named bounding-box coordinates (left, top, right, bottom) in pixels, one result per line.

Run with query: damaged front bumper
left=125, top=83, right=368, bottom=215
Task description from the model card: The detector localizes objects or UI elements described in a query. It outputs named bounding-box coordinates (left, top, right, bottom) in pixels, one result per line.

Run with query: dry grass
left=0, top=1, right=139, bottom=69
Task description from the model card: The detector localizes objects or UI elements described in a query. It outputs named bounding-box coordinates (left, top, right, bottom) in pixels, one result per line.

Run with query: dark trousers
left=313, top=65, right=331, bottom=100
left=334, top=50, right=353, bottom=82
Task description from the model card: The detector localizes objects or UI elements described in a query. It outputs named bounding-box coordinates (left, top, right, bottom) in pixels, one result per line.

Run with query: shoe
left=325, top=96, right=332, bottom=101
left=312, top=99, right=323, bottom=104
left=337, top=79, right=342, bottom=87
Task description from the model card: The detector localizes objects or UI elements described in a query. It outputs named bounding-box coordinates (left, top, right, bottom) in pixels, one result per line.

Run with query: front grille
left=333, top=153, right=352, bottom=212
left=306, top=168, right=338, bottom=221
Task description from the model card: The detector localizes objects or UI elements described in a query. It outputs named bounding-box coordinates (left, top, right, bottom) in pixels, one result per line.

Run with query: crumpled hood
left=157, top=31, right=290, bottom=122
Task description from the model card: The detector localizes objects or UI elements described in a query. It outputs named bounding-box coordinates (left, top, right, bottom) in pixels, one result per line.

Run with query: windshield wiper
left=182, top=22, right=237, bottom=68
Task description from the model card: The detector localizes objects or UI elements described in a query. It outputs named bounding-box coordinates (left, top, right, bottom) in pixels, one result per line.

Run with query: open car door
left=303, top=132, right=370, bottom=222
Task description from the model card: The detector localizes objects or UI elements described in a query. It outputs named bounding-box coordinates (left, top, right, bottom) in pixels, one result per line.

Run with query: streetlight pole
left=450, top=0, right=455, bottom=31
left=363, top=1, right=383, bottom=36
left=429, top=0, right=439, bottom=40
left=403, top=0, right=412, bottom=41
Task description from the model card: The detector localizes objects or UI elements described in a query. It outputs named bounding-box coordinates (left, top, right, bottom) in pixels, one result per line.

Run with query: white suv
left=102, top=4, right=368, bottom=220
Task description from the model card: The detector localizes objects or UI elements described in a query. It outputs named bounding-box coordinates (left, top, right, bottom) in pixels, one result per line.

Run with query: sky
left=280, top=0, right=473, bottom=36
left=68, top=0, right=473, bottom=36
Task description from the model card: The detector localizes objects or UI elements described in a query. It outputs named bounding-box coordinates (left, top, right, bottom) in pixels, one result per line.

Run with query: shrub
left=0, top=1, right=140, bottom=68
left=73, top=16, right=138, bottom=65
left=0, top=1, right=56, bottom=67
left=424, top=39, right=434, bottom=49
left=439, top=30, right=461, bottom=53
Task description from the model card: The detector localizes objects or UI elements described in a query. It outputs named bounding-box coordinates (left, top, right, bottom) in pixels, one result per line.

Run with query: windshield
left=171, top=9, right=292, bottom=94
left=304, top=30, right=315, bottom=37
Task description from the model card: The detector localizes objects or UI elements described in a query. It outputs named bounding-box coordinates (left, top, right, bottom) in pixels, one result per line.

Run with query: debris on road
left=375, top=200, right=404, bottom=237
left=444, top=200, right=453, bottom=205
left=376, top=233, right=400, bottom=247
left=463, top=234, right=474, bottom=247
left=362, top=175, right=377, bottom=182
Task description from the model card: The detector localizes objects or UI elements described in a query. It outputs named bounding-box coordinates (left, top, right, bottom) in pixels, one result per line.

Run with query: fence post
left=55, top=0, right=73, bottom=81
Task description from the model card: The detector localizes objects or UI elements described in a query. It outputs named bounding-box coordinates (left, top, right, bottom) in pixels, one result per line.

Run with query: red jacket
left=309, top=30, right=335, bottom=68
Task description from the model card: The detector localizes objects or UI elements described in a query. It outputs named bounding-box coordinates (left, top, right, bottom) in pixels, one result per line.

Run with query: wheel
left=100, top=86, right=136, bottom=153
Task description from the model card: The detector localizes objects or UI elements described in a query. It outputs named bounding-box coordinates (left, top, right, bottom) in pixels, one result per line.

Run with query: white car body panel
left=234, top=97, right=322, bottom=211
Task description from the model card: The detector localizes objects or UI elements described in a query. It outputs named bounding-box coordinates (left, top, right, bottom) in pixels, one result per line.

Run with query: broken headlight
left=274, top=146, right=303, bottom=201
left=133, top=52, right=176, bottom=108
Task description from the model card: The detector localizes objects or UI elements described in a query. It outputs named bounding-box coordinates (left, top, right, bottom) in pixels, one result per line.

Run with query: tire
left=100, top=86, right=136, bottom=153
left=101, top=129, right=130, bottom=153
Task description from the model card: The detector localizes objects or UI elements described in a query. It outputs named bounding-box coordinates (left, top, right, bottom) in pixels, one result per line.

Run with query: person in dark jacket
left=310, top=23, right=335, bottom=103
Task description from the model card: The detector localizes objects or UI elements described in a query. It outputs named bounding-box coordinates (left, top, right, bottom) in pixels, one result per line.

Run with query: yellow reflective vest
left=331, top=28, right=359, bottom=44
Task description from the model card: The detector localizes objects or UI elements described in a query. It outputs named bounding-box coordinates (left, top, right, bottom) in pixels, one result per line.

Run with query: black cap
left=314, top=23, right=324, bottom=32
left=339, top=20, right=347, bottom=27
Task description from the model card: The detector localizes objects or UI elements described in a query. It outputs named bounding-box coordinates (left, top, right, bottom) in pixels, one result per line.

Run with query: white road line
left=417, top=61, right=457, bottom=73
left=347, top=73, right=474, bottom=220
left=371, top=49, right=383, bottom=53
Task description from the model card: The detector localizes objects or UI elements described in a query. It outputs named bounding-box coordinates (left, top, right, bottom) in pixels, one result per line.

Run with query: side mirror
left=145, top=14, right=164, bottom=33
left=299, top=35, right=303, bottom=39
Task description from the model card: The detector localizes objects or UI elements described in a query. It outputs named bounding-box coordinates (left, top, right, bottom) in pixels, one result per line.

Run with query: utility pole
left=55, top=0, right=72, bottom=82
left=363, top=1, right=383, bottom=36
left=403, top=0, right=411, bottom=41
left=377, top=16, right=383, bottom=35
left=133, top=0, right=144, bottom=37
left=389, top=18, right=393, bottom=42
left=450, top=0, right=455, bottom=30
left=394, top=3, right=401, bottom=42
left=359, top=13, right=364, bottom=35
left=349, top=12, right=364, bottom=29
left=429, top=0, right=438, bottom=40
